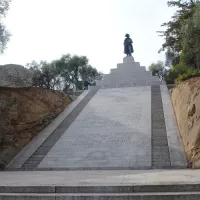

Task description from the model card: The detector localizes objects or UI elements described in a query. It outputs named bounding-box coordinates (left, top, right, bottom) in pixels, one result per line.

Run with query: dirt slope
left=171, top=78, right=200, bottom=168
left=0, top=87, right=71, bottom=169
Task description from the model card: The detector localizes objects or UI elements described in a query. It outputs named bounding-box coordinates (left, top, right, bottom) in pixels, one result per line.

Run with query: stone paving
left=38, top=87, right=152, bottom=169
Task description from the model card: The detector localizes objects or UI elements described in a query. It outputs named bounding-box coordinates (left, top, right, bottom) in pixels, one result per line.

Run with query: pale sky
left=0, top=0, right=176, bottom=73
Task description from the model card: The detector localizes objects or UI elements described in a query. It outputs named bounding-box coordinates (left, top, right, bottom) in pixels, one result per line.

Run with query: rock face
left=171, top=78, right=200, bottom=168
left=0, top=64, right=33, bottom=87
left=0, top=87, right=71, bottom=168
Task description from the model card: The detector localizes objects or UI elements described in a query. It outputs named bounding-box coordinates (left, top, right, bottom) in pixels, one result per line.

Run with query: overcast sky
left=0, top=0, right=176, bottom=73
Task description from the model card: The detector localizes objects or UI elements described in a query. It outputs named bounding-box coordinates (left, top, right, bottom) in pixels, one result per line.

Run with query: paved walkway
left=39, top=87, right=152, bottom=169
left=7, top=85, right=187, bottom=170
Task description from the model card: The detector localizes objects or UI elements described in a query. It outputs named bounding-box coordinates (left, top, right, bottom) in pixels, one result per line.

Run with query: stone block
left=123, top=56, right=135, bottom=63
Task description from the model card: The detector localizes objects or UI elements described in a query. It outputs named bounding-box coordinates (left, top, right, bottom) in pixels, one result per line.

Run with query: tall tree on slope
left=0, top=0, right=12, bottom=54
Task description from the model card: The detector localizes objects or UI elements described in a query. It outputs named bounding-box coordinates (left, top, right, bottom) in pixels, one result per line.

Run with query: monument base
left=123, top=56, right=135, bottom=63
left=95, top=57, right=164, bottom=89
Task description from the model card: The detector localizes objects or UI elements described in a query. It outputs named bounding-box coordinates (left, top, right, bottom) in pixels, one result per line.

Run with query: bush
left=175, top=69, right=200, bottom=85
left=165, top=64, right=188, bottom=84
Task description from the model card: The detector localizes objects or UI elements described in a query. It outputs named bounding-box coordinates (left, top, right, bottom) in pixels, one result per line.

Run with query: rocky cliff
left=0, top=87, right=71, bottom=169
left=171, top=77, right=200, bottom=168
left=0, top=65, right=33, bottom=87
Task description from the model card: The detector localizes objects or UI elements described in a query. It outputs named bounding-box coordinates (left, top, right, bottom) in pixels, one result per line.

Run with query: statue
left=124, top=34, right=134, bottom=56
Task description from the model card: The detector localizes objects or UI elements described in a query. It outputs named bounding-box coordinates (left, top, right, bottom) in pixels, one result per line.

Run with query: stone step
left=1, top=170, right=200, bottom=199
left=152, top=140, right=169, bottom=146
left=111, top=68, right=146, bottom=72
left=151, top=85, right=171, bottom=168
left=100, top=82, right=162, bottom=88
left=1, top=192, right=200, bottom=199
left=106, top=76, right=152, bottom=80
left=1, top=184, right=200, bottom=193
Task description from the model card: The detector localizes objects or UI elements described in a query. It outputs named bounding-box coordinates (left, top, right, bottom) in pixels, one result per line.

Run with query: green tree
left=149, top=61, right=167, bottom=81
left=79, top=65, right=103, bottom=83
left=165, top=61, right=188, bottom=84
left=181, top=3, right=200, bottom=68
left=67, top=55, right=88, bottom=90
left=54, top=54, right=103, bottom=91
left=28, top=60, right=61, bottom=90
left=158, top=0, right=200, bottom=83
left=27, top=54, right=103, bottom=91
left=158, top=0, right=196, bottom=64
left=0, top=0, right=12, bottom=53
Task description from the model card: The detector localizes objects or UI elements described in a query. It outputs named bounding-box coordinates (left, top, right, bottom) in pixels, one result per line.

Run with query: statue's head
left=125, top=33, right=130, bottom=38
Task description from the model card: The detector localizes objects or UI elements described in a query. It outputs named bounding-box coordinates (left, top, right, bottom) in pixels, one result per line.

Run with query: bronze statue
left=124, top=34, right=134, bottom=56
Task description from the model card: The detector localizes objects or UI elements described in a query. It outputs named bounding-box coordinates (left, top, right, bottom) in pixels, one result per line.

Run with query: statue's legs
left=125, top=45, right=132, bottom=56
left=128, top=46, right=132, bottom=56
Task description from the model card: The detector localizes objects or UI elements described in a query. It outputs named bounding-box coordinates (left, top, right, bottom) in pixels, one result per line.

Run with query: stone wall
left=0, top=64, right=33, bottom=87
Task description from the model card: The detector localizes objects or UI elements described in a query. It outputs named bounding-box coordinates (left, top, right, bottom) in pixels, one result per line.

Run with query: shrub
left=175, top=69, right=200, bottom=85
left=165, top=64, right=188, bottom=84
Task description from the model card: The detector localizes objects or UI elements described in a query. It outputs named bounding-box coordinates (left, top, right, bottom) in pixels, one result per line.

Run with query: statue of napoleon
left=124, top=33, right=134, bottom=56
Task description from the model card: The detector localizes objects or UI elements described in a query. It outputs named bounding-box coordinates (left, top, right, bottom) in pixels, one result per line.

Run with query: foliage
left=28, top=61, right=62, bottom=90
left=0, top=0, right=11, bottom=53
left=158, top=0, right=200, bottom=84
left=149, top=61, right=167, bottom=81
left=53, top=54, right=103, bottom=91
left=164, top=53, right=200, bottom=84
left=165, top=62, right=188, bottom=84
left=181, top=3, right=200, bottom=69
left=175, top=68, right=200, bottom=84
left=158, top=0, right=198, bottom=68
left=27, top=54, right=103, bottom=91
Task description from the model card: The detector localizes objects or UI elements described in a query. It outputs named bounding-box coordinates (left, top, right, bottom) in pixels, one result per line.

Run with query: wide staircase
left=1, top=56, right=199, bottom=199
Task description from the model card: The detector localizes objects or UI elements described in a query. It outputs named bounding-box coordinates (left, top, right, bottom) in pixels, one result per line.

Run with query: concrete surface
left=0, top=170, right=199, bottom=186
left=160, top=85, right=187, bottom=167
left=38, top=87, right=152, bottom=169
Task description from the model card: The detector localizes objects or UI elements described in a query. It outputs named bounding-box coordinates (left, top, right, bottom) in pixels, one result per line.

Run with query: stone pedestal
left=123, top=56, right=135, bottom=63
left=95, top=57, right=164, bottom=89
